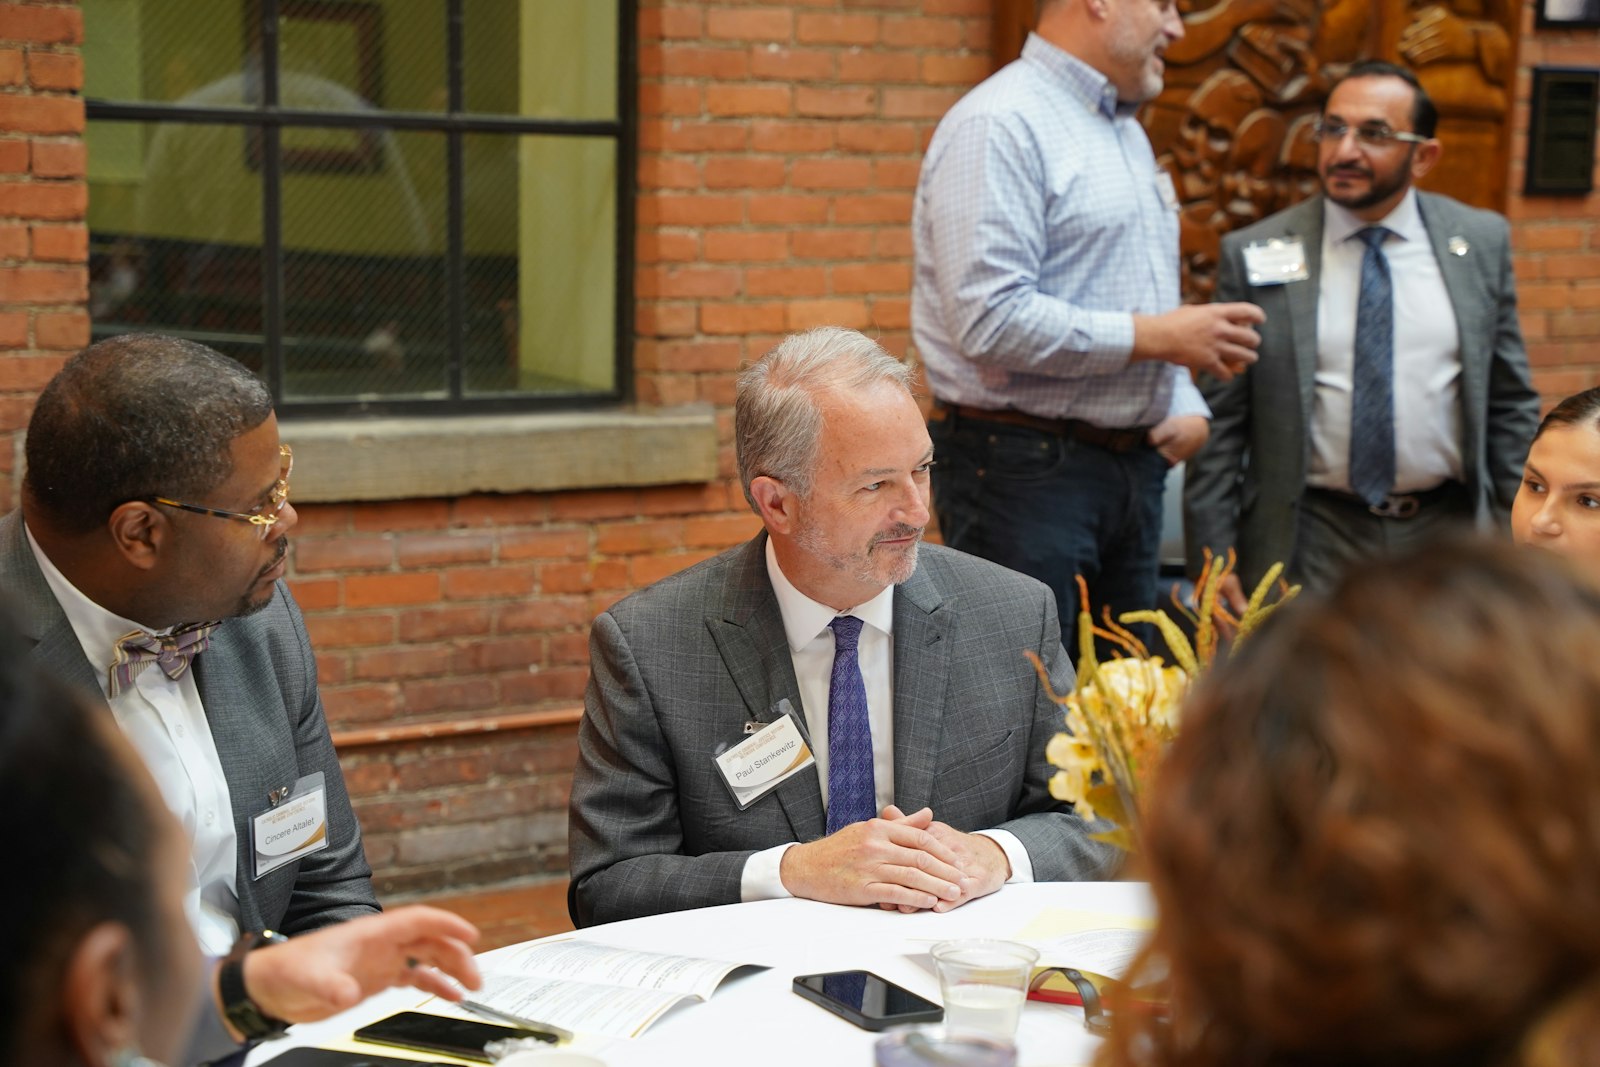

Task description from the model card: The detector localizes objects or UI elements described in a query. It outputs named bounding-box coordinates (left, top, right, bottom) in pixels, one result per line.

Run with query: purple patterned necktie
left=1350, top=225, right=1396, bottom=507
left=108, top=621, right=218, bottom=698
left=826, top=614, right=876, bottom=834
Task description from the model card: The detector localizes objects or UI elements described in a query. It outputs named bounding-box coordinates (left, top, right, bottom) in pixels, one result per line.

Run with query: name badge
left=1154, top=171, right=1179, bottom=212
left=1241, top=237, right=1309, bottom=285
left=252, top=771, right=329, bottom=879
left=713, top=714, right=815, bottom=810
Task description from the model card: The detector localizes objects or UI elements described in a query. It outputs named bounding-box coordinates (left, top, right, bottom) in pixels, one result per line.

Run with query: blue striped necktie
left=825, top=615, right=876, bottom=834
left=1349, top=226, right=1396, bottom=507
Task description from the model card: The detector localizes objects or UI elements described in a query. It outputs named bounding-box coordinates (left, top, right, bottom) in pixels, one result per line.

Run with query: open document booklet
left=470, top=940, right=764, bottom=1040
left=1012, top=908, right=1165, bottom=1015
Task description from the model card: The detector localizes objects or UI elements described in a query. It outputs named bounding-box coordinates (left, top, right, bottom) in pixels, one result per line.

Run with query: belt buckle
left=1369, top=493, right=1420, bottom=520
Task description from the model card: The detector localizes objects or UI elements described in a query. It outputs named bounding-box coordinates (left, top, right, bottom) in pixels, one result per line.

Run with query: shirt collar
left=1324, top=187, right=1425, bottom=247
left=1022, top=32, right=1128, bottom=120
left=765, top=537, right=896, bottom=652
left=24, top=521, right=174, bottom=697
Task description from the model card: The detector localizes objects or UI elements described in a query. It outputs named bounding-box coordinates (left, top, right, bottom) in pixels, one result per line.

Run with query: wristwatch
left=218, top=929, right=291, bottom=1041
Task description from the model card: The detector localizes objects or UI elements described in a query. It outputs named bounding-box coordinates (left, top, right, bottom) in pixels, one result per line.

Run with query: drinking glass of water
left=930, top=939, right=1040, bottom=1041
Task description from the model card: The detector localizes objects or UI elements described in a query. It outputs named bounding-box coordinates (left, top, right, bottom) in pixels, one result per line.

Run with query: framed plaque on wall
left=1525, top=67, right=1599, bottom=194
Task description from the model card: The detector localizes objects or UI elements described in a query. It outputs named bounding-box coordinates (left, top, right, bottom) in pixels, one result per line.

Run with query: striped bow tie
left=108, top=622, right=219, bottom=698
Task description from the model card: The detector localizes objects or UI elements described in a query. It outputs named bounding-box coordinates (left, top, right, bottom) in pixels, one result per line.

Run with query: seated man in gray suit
left=3, top=334, right=385, bottom=1059
left=569, top=326, right=1117, bottom=927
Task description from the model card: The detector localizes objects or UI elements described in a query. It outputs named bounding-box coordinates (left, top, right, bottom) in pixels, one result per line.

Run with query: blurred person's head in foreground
left=1514, top=387, right=1600, bottom=587
left=0, top=628, right=202, bottom=1067
left=1101, top=537, right=1600, bottom=1067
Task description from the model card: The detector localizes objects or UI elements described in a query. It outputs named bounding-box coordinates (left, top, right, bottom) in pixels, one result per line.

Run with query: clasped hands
left=779, top=804, right=1010, bottom=914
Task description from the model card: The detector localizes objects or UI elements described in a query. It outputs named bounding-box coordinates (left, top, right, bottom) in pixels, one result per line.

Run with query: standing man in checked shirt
left=913, top=0, right=1266, bottom=651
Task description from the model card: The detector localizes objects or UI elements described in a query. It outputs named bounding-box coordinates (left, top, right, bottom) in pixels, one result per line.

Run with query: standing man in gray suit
left=1184, top=62, right=1540, bottom=606
left=1, top=334, right=385, bottom=1059
left=569, top=327, right=1115, bottom=927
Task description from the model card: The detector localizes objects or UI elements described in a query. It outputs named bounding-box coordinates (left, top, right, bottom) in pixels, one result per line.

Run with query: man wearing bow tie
left=0, top=333, right=380, bottom=1059
left=1184, top=61, right=1540, bottom=605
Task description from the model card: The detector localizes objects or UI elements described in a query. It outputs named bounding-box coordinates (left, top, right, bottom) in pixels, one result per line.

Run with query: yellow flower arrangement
left=1029, top=550, right=1299, bottom=851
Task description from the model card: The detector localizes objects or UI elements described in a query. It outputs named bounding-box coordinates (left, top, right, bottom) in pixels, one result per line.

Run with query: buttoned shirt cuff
left=741, top=842, right=799, bottom=902
left=1166, top=365, right=1212, bottom=419
left=974, top=828, right=1034, bottom=883
left=1084, top=310, right=1138, bottom=367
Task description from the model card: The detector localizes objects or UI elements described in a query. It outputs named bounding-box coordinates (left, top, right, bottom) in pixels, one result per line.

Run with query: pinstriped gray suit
left=567, top=533, right=1118, bottom=928
left=1184, top=192, right=1540, bottom=591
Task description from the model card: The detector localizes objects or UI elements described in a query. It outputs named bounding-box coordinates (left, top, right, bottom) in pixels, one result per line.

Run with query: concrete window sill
left=283, top=406, right=719, bottom=503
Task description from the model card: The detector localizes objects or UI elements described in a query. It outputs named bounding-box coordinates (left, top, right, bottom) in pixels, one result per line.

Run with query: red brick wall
left=1507, top=6, right=1600, bottom=402
left=0, top=1, right=87, bottom=507
left=3, top=0, right=1599, bottom=902
left=296, top=486, right=760, bottom=898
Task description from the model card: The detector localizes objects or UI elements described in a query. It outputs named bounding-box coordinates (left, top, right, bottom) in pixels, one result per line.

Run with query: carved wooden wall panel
left=991, top=0, right=1518, bottom=302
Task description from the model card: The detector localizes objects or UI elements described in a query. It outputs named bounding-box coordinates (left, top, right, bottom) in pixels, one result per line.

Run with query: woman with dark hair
left=0, top=633, right=485, bottom=1067
left=1, top=638, right=202, bottom=1066
left=1099, top=539, right=1600, bottom=1067
left=1513, top=387, right=1600, bottom=581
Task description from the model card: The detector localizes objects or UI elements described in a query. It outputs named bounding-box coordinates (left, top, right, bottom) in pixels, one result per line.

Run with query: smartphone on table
left=352, top=1010, right=557, bottom=1064
left=792, top=970, right=944, bottom=1031
left=260, top=1051, right=457, bottom=1067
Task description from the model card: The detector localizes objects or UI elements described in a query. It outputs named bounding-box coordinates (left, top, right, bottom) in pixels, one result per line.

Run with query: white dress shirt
left=1310, top=189, right=1464, bottom=494
left=739, top=540, right=1032, bottom=901
left=26, top=523, right=242, bottom=955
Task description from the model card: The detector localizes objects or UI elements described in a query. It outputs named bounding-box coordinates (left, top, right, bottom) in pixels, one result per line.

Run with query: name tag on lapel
left=1242, top=237, right=1309, bottom=285
left=713, top=713, right=815, bottom=810
left=251, top=771, right=329, bottom=879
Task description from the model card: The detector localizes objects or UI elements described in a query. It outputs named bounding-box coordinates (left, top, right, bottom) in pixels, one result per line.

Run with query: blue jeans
left=928, top=410, right=1167, bottom=659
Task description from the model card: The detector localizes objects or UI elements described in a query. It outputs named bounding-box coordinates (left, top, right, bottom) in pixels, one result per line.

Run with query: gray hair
left=735, top=327, right=915, bottom=511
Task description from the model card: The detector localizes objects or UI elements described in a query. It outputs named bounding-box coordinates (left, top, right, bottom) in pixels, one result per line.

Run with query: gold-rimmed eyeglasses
left=148, top=445, right=293, bottom=541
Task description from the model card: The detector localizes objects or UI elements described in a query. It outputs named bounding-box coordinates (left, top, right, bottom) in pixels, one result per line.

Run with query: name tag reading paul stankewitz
left=252, top=771, right=329, bottom=879
left=1242, top=237, right=1310, bottom=285
left=713, top=713, right=815, bottom=810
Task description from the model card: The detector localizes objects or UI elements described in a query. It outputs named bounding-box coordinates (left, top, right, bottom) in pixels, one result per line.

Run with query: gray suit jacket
left=567, top=534, right=1118, bottom=927
left=1184, top=191, right=1541, bottom=588
left=0, top=510, right=378, bottom=931
left=0, top=510, right=378, bottom=1063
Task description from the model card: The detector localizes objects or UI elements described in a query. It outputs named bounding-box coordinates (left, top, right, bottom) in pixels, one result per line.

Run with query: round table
left=252, top=881, right=1151, bottom=1067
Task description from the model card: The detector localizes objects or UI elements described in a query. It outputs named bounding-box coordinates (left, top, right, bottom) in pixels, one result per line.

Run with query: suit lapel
left=1288, top=197, right=1326, bottom=431
left=889, top=563, right=951, bottom=815
left=1415, top=192, right=1485, bottom=473
left=704, top=535, right=825, bottom=842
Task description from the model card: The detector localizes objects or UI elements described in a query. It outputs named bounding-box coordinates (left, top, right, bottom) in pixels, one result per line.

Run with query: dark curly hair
left=24, top=333, right=272, bottom=534
left=1100, top=538, right=1600, bottom=1067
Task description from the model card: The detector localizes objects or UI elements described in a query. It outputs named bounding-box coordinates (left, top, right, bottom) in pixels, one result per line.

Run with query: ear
left=1410, top=138, right=1442, bottom=181
left=749, top=476, right=800, bottom=536
left=61, top=922, right=142, bottom=1067
left=107, top=502, right=166, bottom=573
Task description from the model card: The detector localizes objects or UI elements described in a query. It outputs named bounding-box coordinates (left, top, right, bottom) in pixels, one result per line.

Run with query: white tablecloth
left=251, top=881, right=1151, bottom=1067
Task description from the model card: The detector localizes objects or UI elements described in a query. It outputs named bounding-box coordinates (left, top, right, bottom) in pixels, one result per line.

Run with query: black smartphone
left=260, top=1051, right=457, bottom=1067
left=792, top=970, right=944, bottom=1031
left=352, top=1010, right=557, bottom=1063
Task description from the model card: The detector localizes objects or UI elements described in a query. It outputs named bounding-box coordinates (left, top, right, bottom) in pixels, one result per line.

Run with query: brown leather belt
left=932, top=402, right=1153, bottom=454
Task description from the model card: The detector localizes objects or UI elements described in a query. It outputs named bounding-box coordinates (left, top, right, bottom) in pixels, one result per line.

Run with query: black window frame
left=84, top=0, right=637, bottom=417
